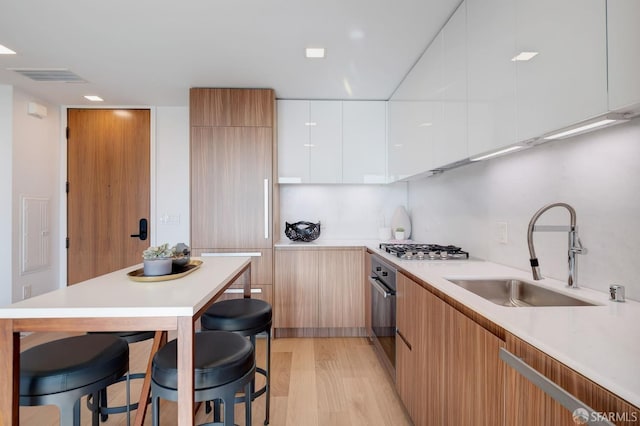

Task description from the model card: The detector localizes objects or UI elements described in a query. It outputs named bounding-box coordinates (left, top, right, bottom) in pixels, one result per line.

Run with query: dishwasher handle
left=499, top=348, right=615, bottom=426
left=368, top=276, right=395, bottom=298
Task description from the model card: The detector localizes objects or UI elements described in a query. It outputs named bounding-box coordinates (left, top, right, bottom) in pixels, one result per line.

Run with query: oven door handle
left=369, top=276, right=395, bottom=298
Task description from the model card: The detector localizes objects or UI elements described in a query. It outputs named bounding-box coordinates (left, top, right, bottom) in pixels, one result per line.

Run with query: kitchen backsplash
left=279, top=182, right=408, bottom=241
left=408, top=118, right=640, bottom=301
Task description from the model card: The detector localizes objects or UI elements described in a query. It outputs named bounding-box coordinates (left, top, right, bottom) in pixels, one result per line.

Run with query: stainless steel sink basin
left=446, top=278, right=598, bottom=307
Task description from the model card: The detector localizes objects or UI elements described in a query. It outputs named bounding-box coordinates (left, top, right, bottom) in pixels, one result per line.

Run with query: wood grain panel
left=415, top=280, right=446, bottom=426
left=364, top=252, right=372, bottom=338
left=67, top=109, right=150, bottom=285
left=505, top=333, right=640, bottom=426
left=395, top=273, right=417, bottom=420
left=274, top=250, right=319, bottom=328
left=191, top=126, right=272, bottom=249
left=318, top=249, right=364, bottom=328
left=444, top=303, right=505, bottom=426
left=395, top=273, right=446, bottom=425
left=190, top=88, right=274, bottom=127
left=191, top=249, right=273, bottom=285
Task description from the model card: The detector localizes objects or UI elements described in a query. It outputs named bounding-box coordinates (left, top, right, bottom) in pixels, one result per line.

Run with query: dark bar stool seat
left=151, top=330, right=255, bottom=426
left=201, top=298, right=272, bottom=425
left=20, top=334, right=129, bottom=426
left=88, top=331, right=156, bottom=424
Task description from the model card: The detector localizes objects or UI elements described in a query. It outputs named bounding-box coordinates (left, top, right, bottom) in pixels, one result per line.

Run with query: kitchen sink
left=446, top=278, right=598, bottom=307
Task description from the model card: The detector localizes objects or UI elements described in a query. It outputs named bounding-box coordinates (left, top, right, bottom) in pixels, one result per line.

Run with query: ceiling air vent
left=7, top=68, right=86, bottom=83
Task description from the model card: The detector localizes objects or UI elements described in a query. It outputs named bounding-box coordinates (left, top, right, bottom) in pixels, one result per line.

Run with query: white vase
left=395, top=231, right=405, bottom=240
left=143, top=258, right=173, bottom=276
left=390, top=206, right=411, bottom=240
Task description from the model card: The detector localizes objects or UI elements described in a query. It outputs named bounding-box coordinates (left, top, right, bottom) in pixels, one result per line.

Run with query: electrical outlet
left=496, top=222, right=508, bottom=244
left=22, top=285, right=32, bottom=300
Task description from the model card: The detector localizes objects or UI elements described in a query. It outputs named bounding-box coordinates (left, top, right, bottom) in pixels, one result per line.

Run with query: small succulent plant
left=142, top=243, right=175, bottom=259
left=395, top=227, right=405, bottom=232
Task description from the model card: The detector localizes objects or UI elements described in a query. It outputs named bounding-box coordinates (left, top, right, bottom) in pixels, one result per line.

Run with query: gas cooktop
left=379, top=243, right=469, bottom=260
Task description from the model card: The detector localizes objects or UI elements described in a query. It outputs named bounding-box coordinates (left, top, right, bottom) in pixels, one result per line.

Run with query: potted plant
left=142, top=243, right=176, bottom=276
left=394, top=227, right=406, bottom=241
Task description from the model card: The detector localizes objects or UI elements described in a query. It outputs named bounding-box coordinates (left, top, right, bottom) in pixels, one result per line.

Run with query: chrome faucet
left=527, top=202, right=586, bottom=288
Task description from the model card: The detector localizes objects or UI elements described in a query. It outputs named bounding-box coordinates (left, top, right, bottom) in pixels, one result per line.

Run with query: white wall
left=0, top=86, right=13, bottom=306
left=154, top=106, right=190, bottom=247
left=279, top=182, right=408, bottom=241
left=11, top=89, right=61, bottom=302
left=408, top=118, right=640, bottom=301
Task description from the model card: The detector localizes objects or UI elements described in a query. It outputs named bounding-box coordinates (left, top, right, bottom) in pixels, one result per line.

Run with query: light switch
left=496, top=222, right=508, bottom=244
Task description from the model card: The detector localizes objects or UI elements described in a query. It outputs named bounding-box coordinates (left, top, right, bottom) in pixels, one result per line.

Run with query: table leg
left=0, top=319, right=19, bottom=426
left=133, top=330, right=167, bottom=426
left=244, top=267, right=252, bottom=299
left=177, top=317, right=195, bottom=426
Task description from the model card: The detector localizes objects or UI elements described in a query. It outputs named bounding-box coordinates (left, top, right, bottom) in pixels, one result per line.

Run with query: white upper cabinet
left=277, top=100, right=342, bottom=184
left=515, top=0, right=607, bottom=141
left=437, top=3, right=468, bottom=166
left=342, top=101, right=387, bottom=184
left=388, top=101, right=440, bottom=181
left=388, top=32, right=443, bottom=181
left=278, top=100, right=386, bottom=184
left=278, top=100, right=311, bottom=183
left=308, top=101, right=342, bottom=183
left=466, top=0, right=517, bottom=157
left=607, top=0, right=640, bottom=111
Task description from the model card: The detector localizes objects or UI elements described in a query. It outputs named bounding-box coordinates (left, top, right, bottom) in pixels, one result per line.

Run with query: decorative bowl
left=285, top=221, right=321, bottom=242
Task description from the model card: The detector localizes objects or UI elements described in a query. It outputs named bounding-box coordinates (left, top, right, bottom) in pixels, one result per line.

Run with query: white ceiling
left=0, top=0, right=461, bottom=106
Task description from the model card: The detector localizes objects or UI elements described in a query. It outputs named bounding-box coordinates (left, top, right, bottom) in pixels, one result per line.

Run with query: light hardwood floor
left=19, top=334, right=411, bottom=426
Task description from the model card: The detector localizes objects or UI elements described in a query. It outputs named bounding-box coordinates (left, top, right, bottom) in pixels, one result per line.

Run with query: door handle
left=130, top=218, right=148, bottom=240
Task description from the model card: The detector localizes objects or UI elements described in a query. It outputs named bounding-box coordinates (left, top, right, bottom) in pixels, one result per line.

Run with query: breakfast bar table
left=0, top=256, right=252, bottom=426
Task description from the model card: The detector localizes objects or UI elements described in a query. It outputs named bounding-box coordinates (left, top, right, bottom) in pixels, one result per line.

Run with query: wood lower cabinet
left=395, top=272, right=503, bottom=426
left=274, top=249, right=319, bottom=328
left=505, top=333, right=640, bottom=426
left=396, top=273, right=445, bottom=425
left=444, top=303, right=504, bottom=426
left=274, top=247, right=364, bottom=335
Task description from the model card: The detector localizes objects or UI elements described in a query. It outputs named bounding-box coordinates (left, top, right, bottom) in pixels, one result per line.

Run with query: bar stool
left=151, top=330, right=255, bottom=426
left=88, top=331, right=156, bottom=424
left=20, top=334, right=129, bottom=426
left=201, top=298, right=272, bottom=425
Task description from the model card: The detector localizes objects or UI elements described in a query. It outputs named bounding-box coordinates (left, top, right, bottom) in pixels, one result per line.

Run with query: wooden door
left=274, top=249, right=319, bottom=328
left=318, top=249, right=364, bottom=328
left=444, top=303, right=505, bottom=426
left=67, top=109, right=150, bottom=285
left=191, top=126, right=272, bottom=249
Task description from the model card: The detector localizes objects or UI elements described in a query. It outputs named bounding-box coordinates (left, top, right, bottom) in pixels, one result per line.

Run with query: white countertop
left=0, top=256, right=251, bottom=318
left=366, top=244, right=640, bottom=408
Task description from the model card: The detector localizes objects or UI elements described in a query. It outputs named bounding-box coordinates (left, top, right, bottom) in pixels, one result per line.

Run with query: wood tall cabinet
left=395, top=272, right=504, bottom=426
left=274, top=247, right=364, bottom=336
left=190, top=88, right=276, bottom=306
left=504, top=333, right=640, bottom=426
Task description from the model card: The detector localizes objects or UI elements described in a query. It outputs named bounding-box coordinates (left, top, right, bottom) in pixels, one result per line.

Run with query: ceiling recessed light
left=511, top=51, right=539, bottom=62
left=84, top=95, right=103, bottom=102
left=305, top=47, right=326, bottom=59
left=0, top=44, right=17, bottom=55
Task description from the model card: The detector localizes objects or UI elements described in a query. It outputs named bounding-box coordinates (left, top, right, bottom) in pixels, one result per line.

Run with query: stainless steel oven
left=369, top=255, right=397, bottom=378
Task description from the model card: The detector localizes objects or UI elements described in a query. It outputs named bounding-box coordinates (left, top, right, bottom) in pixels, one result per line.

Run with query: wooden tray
left=127, top=259, right=203, bottom=282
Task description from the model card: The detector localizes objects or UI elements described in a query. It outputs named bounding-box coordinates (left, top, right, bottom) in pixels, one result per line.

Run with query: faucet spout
left=527, top=202, right=584, bottom=288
